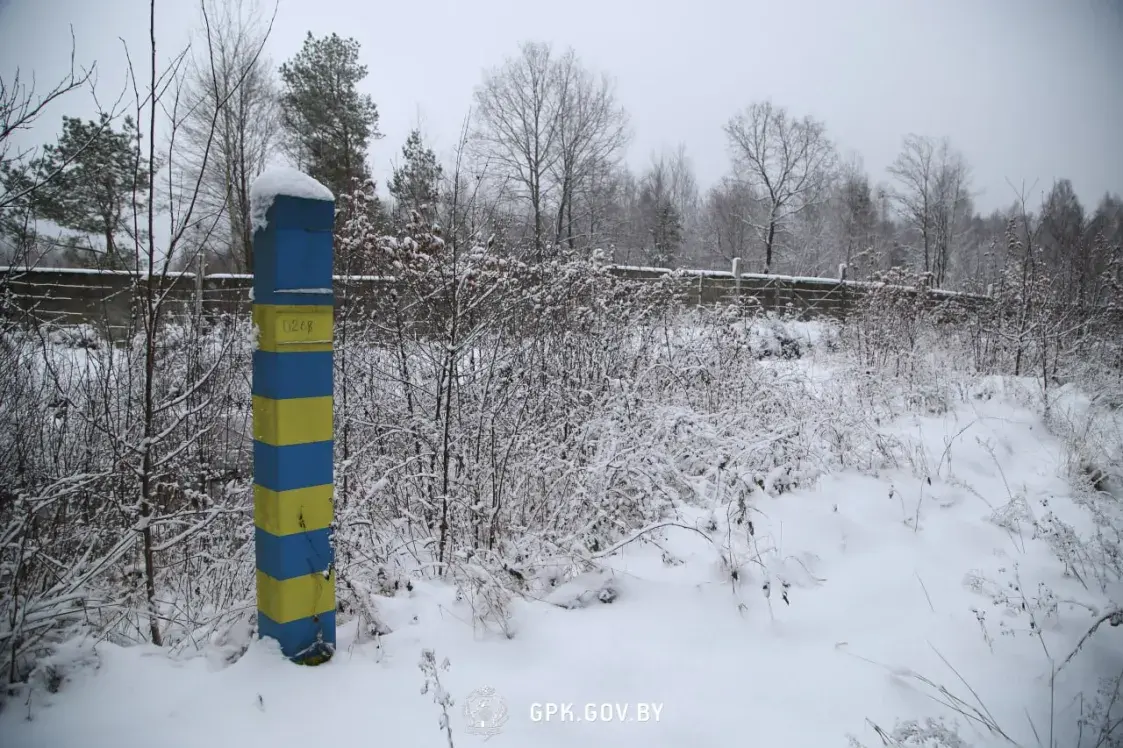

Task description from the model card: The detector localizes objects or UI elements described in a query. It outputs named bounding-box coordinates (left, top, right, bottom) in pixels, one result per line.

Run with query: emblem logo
left=463, top=685, right=509, bottom=738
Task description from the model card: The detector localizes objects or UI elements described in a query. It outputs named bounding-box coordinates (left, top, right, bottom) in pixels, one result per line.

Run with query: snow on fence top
left=610, top=264, right=844, bottom=285
left=0, top=265, right=980, bottom=296
left=0, top=265, right=201, bottom=279
left=0, top=263, right=989, bottom=302
left=0, top=267, right=395, bottom=283
left=606, top=264, right=989, bottom=300
left=249, top=166, right=334, bottom=233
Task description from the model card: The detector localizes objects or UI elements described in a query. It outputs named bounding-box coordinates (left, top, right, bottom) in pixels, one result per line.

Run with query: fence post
left=732, top=257, right=742, bottom=296
left=250, top=167, right=336, bottom=665
left=194, top=251, right=204, bottom=327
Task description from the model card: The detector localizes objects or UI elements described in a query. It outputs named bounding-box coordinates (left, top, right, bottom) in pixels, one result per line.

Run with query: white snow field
left=2, top=322, right=1121, bottom=748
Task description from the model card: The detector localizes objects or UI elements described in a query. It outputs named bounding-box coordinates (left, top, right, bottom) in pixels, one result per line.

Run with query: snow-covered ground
left=3, top=360, right=1120, bottom=747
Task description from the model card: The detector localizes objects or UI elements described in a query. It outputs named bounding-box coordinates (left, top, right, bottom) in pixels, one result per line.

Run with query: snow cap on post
left=250, top=166, right=334, bottom=232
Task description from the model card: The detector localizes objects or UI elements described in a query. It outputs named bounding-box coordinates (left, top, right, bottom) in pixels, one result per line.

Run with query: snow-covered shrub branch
left=0, top=314, right=256, bottom=684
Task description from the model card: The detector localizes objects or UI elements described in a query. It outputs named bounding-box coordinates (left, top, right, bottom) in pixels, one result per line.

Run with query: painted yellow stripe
left=256, top=569, right=335, bottom=625
left=253, top=304, right=333, bottom=353
left=252, top=395, right=333, bottom=446
left=254, top=483, right=333, bottom=536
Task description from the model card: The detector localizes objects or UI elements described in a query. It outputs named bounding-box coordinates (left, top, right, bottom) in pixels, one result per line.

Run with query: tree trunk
left=765, top=217, right=777, bottom=274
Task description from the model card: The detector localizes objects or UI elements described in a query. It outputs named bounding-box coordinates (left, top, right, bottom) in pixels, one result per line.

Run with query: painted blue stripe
left=253, top=227, right=332, bottom=294
left=252, top=351, right=333, bottom=399
left=263, top=194, right=335, bottom=232
left=253, top=217, right=334, bottom=305
left=258, top=610, right=337, bottom=660
left=255, top=526, right=333, bottom=581
left=254, top=440, right=334, bottom=492
left=275, top=229, right=332, bottom=288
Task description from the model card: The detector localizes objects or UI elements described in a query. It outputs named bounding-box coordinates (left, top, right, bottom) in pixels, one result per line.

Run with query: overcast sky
left=2, top=0, right=1121, bottom=213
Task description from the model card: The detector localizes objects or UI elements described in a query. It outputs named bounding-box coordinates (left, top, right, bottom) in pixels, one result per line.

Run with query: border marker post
left=250, top=168, right=336, bottom=665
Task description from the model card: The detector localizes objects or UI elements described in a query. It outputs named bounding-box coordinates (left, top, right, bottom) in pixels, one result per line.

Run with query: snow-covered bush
left=0, top=313, right=255, bottom=684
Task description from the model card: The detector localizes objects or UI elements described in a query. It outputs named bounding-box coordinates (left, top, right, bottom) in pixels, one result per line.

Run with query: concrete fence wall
left=0, top=264, right=991, bottom=332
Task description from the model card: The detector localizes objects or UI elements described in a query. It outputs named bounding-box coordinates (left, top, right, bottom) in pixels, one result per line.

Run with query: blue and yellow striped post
left=252, top=179, right=336, bottom=664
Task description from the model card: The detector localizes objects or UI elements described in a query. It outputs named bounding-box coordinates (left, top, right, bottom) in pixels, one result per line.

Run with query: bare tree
left=872, top=183, right=909, bottom=273
left=473, top=41, right=628, bottom=260
left=887, top=134, right=971, bottom=286
left=570, top=157, right=627, bottom=252
left=702, top=176, right=757, bottom=268
left=549, top=50, right=629, bottom=250
left=121, top=0, right=273, bottom=646
left=179, top=0, right=278, bottom=272
left=473, top=42, right=560, bottom=259
left=834, top=155, right=876, bottom=279
left=0, top=0, right=277, bottom=675
left=931, top=145, right=971, bottom=287
left=723, top=100, right=836, bottom=273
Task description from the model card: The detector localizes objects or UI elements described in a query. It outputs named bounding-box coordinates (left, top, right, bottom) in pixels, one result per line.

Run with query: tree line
left=2, top=0, right=1121, bottom=302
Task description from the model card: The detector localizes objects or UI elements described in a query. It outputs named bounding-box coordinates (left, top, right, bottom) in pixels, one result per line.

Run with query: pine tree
left=0, top=164, right=40, bottom=263
left=278, top=32, right=381, bottom=201
left=11, top=113, right=148, bottom=268
left=388, top=129, right=442, bottom=226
